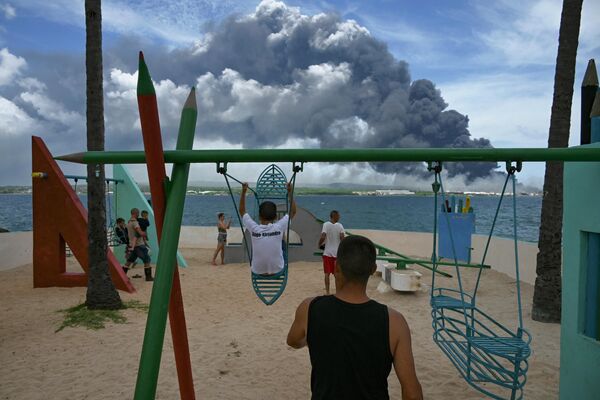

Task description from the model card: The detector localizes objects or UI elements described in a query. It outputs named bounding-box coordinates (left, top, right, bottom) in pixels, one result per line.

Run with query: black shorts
left=127, top=246, right=151, bottom=264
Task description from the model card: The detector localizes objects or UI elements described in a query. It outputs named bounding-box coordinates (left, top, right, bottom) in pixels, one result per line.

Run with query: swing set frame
left=57, top=145, right=600, bottom=400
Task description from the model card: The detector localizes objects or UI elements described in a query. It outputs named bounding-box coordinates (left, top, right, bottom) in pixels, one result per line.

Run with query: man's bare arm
left=318, top=232, right=326, bottom=247
left=287, top=182, right=297, bottom=219
left=389, top=309, right=423, bottom=400
left=239, top=183, right=248, bottom=216
left=286, top=297, right=313, bottom=349
left=134, top=226, right=146, bottom=238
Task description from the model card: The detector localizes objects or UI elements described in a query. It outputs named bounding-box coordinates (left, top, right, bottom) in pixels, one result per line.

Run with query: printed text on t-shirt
left=252, top=231, right=281, bottom=238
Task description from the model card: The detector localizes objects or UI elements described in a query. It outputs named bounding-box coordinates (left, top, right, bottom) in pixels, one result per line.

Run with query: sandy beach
left=0, top=229, right=559, bottom=399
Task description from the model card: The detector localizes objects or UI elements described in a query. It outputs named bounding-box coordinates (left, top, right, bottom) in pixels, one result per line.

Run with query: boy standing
left=138, top=210, right=150, bottom=235
left=114, top=218, right=129, bottom=246
left=318, top=210, right=345, bottom=294
left=239, top=182, right=296, bottom=275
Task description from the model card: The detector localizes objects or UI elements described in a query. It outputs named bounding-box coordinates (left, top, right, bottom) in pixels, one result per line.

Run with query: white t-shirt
left=243, top=213, right=289, bottom=274
left=322, top=221, right=345, bottom=257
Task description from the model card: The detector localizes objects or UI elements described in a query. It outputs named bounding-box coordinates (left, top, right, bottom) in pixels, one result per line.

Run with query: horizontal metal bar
left=382, top=257, right=491, bottom=269
left=64, top=174, right=124, bottom=183
left=55, top=146, right=600, bottom=164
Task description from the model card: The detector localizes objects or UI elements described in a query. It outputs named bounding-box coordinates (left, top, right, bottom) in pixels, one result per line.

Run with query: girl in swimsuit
left=211, top=212, right=232, bottom=265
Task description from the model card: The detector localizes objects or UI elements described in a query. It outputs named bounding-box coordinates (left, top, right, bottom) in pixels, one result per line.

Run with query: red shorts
left=322, top=255, right=336, bottom=274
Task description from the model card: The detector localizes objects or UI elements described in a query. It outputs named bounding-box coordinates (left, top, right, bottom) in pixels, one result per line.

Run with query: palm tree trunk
left=532, top=0, right=583, bottom=322
left=84, top=0, right=121, bottom=309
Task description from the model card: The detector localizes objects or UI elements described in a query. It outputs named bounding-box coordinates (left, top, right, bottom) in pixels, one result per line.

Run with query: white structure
left=375, top=189, right=414, bottom=196
left=383, top=265, right=422, bottom=292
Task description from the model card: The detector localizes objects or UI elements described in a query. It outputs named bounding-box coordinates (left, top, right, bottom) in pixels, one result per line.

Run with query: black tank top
left=307, top=295, right=393, bottom=400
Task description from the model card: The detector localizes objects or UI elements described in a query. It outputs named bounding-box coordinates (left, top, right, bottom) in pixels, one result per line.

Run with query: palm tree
left=532, top=0, right=583, bottom=322
left=84, top=0, right=122, bottom=309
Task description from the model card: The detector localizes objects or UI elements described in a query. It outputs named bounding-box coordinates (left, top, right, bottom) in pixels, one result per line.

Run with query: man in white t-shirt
left=318, top=210, right=345, bottom=294
left=239, top=182, right=297, bottom=275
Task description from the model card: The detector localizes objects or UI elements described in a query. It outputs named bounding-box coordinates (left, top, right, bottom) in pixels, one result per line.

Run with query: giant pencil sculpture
left=581, top=59, right=598, bottom=145
left=592, top=91, right=600, bottom=144
left=135, top=53, right=195, bottom=399
left=57, top=147, right=600, bottom=164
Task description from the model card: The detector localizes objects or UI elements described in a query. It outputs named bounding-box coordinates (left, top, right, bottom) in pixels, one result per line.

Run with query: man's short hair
left=217, top=212, right=224, bottom=219
left=116, top=217, right=125, bottom=224
left=141, top=210, right=148, bottom=216
left=330, top=210, right=339, bottom=218
left=259, top=201, right=277, bottom=221
left=337, top=235, right=376, bottom=284
left=130, top=207, right=139, bottom=215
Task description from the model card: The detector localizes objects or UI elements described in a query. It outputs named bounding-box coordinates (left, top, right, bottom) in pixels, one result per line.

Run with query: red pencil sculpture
left=137, top=51, right=195, bottom=399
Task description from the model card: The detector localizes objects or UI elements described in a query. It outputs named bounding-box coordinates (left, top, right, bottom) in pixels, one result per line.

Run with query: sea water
left=0, top=194, right=541, bottom=243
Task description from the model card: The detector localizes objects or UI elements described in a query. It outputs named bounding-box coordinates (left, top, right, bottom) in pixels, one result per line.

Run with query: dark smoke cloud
left=1, top=0, right=497, bottom=185
left=155, top=0, right=496, bottom=180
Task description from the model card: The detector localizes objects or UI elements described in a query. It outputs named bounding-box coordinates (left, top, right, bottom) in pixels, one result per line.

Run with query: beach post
left=581, top=59, right=598, bottom=145
left=135, top=53, right=195, bottom=399
left=134, top=87, right=197, bottom=400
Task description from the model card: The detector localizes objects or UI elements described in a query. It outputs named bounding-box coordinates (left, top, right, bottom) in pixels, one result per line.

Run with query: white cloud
left=0, top=48, right=26, bottom=86
left=475, top=0, right=599, bottom=67
left=439, top=72, right=554, bottom=147
left=311, top=19, right=370, bottom=50
left=20, top=91, right=84, bottom=127
left=194, top=62, right=353, bottom=139
left=327, top=116, right=374, bottom=144
left=0, top=95, right=39, bottom=136
left=17, top=77, right=46, bottom=91
left=14, top=0, right=256, bottom=45
left=1, top=3, right=16, bottom=19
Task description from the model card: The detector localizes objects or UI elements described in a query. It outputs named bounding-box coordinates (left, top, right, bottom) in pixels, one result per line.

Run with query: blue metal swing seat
left=428, top=162, right=532, bottom=400
left=250, top=164, right=293, bottom=306
left=431, top=303, right=531, bottom=399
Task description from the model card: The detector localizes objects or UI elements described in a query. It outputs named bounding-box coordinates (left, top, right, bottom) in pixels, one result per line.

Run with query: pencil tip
left=583, top=59, right=598, bottom=87
left=184, top=87, right=197, bottom=110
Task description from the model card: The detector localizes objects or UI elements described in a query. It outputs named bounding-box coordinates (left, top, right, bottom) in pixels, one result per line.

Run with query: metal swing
left=64, top=175, right=121, bottom=251
left=428, top=161, right=532, bottom=400
left=106, top=178, right=122, bottom=247
left=218, top=163, right=302, bottom=305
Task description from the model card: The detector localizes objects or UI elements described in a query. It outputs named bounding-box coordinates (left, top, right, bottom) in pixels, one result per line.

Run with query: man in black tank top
left=287, top=235, right=423, bottom=400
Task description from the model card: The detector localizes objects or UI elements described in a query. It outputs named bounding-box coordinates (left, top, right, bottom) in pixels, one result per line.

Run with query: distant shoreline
left=0, top=188, right=541, bottom=196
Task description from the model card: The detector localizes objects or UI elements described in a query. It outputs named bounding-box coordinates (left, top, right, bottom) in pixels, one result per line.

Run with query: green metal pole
left=134, top=88, right=198, bottom=400
left=56, top=147, right=600, bottom=164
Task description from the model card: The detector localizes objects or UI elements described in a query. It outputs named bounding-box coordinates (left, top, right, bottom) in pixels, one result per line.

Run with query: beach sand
left=0, top=230, right=559, bottom=399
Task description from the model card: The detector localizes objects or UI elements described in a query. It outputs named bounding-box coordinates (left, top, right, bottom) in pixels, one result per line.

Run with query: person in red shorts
left=318, top=210, right=345, bottom=294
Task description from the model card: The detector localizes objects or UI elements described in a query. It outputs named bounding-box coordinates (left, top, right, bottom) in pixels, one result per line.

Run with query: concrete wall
left=560, top=144, right=600, bottom=400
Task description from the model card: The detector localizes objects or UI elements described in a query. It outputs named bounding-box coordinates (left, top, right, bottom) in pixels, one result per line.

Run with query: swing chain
left=505, top=161, right=522, bottom=175
left=216, top=162, right=228, bottom=175
left=428, top=162, right=442, bottom=193
left=427, top=161, right=443, bottom=174
left=292, top=162, right=304, bottom=173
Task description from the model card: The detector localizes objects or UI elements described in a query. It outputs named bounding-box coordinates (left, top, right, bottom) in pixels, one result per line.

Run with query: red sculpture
left=31, top=136, right=135, bottom=293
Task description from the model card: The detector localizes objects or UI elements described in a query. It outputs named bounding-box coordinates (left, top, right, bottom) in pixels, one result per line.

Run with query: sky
left=0, top=0, right=598, bottom=190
